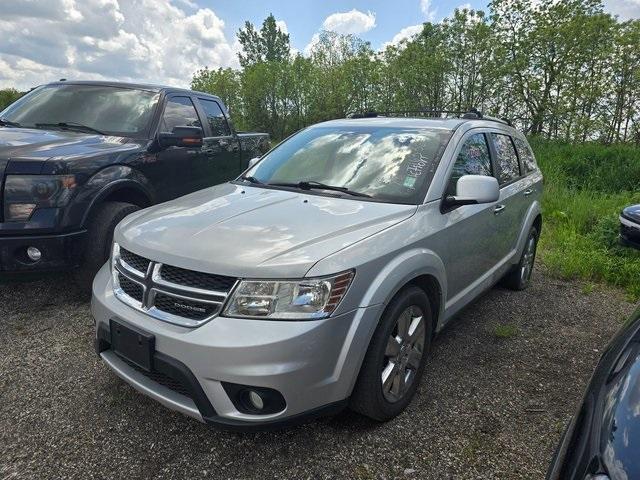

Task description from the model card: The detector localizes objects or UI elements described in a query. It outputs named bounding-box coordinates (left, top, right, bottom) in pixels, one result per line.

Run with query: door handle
left=523, top=188, right=534, bottom=196
left=494, top=204, right=506, bottom=214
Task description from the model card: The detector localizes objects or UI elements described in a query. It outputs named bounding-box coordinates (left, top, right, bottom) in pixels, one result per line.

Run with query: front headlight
left=3, top=174, right=77, bottom=222
left=223, top=270, right=354, bottom=320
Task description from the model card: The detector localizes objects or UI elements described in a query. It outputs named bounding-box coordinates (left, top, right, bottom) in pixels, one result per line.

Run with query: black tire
left=73, top=201, right=140, bottom=294
left=350, top=286, right=433, bottom=421
left=503, top=226, right=539, bottom=291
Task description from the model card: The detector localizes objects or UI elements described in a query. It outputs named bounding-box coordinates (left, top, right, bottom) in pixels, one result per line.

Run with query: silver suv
left=92, top=114, right=543, bottom=429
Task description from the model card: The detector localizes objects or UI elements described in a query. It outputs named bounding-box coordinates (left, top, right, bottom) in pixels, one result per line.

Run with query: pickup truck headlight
left=223, top=271, right=354, bottom=319
left=3, top=174, right=77, bottom=222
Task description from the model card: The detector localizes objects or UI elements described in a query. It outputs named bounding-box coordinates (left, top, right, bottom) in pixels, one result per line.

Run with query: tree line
left=192, top=0, right=640, bottom=143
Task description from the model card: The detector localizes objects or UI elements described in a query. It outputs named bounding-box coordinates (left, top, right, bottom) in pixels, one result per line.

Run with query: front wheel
left=503, top=226, right=538, bottom=290
left=350, top=286, right=433, bottom=421
left=73, top=201, right=140, bottom=294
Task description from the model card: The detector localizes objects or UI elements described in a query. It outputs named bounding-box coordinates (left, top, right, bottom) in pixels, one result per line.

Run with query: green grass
left=531, top=138, right=640, bottom=300
left=493, top=324, right=519, bottom=339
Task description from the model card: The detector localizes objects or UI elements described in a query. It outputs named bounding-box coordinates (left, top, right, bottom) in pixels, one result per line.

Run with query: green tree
left=0, top=88, right=23, bottom=111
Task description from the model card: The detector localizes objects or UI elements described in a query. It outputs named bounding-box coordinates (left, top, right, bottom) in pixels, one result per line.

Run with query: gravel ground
left=0, top=266, right=635, bottom=480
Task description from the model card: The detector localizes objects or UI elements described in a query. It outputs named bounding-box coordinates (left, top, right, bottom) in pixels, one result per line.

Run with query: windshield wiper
left=34, top=122, right=106, bottom=135
left=240, top=175, right=263, bottom=184
left=267, top=180, right=372, bottom=198
left=0, top=118, right=21, bottom=127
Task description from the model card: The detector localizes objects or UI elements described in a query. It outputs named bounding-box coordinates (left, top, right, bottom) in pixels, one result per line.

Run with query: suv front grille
left=117, top=273, right=144, bottom=303
left=119, top=355, right=192, bottom=398
left=120, top=248, right=151, bottom=275
left=153, top=292, right=220, bottom=321
left=113, top=245, right=236, bottom=328
left=159, top=264, right=236, bottom=292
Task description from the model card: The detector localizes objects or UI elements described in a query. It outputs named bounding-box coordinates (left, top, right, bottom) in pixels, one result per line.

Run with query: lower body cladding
left=91, top=264, right=383, bottom=430
left=0, top=230, right=86, bottom=272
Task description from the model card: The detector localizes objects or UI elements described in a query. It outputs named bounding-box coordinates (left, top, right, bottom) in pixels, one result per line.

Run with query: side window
left=161, top=96, right=201, bottom=132
left=491, top=133, right=520, bottom=185
left=514, top=137, right=537, bottom=173
left=447, top=133, right=492, bottom=195
left=199, top=98, right=231, bottom=136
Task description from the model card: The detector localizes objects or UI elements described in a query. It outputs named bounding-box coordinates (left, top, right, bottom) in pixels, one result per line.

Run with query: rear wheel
left=503, top=226, right=538, bottom=290
left=73, top=201, right=140, bottom=294
left=350, top=286, right=433, bottom=421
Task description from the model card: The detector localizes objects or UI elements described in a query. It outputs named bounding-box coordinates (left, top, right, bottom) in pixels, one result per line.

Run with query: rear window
left=514, top=137, right=538, bottom=173
left=491, top=133, right=521, bottom=185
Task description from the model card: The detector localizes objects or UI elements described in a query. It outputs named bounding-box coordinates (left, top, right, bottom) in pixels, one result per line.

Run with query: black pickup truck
left=0, top=80, right=269, bottom=289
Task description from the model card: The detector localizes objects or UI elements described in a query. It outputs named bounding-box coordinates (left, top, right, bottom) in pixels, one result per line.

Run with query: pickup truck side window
left=491, top=133, right=520, bottom=185
left=161, top=96, right=201, bottom=132
left=198, top=99, right=231, bottom=137
left=446, top=133, right=492, bottom=196
left=514, top=137, right=537, bottom=173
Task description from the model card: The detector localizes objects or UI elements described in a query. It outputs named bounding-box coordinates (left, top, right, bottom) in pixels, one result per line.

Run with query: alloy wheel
left=520, top=234, right=536, bottom=284
left=381, top=305, right=426, bottom=403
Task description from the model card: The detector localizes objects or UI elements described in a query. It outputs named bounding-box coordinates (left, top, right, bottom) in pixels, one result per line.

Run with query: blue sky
left=0, top=0, right=637, bottom=90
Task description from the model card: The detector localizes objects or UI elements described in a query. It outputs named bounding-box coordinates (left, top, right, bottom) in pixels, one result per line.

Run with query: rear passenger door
left=488, top=132, right=525, bottom=261
left=195, top=98, right=242, bottom=190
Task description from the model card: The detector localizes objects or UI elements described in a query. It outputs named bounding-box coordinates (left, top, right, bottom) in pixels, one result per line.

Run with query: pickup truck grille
left=113, top=246, right=237, bottom=328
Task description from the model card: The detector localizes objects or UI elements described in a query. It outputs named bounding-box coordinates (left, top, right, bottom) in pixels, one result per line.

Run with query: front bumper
left=620, top=215, right=640, bottom=250
left=91, top=264, right=382, bottom=429
left=0, top=229, right=86, bottom=273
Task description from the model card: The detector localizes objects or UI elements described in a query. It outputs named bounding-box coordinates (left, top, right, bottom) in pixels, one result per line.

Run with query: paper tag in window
left=403, top=176, right=417, bottom=188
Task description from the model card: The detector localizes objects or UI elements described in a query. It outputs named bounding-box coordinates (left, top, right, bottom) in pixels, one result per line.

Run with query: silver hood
left=115, top=183, right=417, bottom=278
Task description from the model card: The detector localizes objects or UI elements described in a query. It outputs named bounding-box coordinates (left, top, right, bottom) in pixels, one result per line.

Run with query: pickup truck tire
left=350, top=286, right=433, bottom=421
left=503, top=226, right=539, bottom=291
left=73, top=201, right=140, bottom=294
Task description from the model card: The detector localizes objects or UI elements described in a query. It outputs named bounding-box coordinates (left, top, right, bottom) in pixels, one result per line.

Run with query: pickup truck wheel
left=350, top=286, right=433, bottom=422
left=503, top=226, right=539, bottom=291
left=73, top=201, right=140, bottom=294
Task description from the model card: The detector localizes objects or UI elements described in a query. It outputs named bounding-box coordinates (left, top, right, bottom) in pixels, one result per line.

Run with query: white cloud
left=420, top=0, right=437, bottom=21
left=304, top=33, right=321, bottom=57
left=604, top=0, right=640, bottom=19
left=0, top=0, right=238, bottom=90
left=322, top=9, right=376, bottom=35
left=382, top=24, right=423, bottom=50
left=275, top=19, right=289, bottom=35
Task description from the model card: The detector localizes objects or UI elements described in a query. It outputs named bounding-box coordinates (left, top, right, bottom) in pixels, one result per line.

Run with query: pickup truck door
left=151, top=94, right=210, bottom=200
left=194, top=97, right=242, bottom=190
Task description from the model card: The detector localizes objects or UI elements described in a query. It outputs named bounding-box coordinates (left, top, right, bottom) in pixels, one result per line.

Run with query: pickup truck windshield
left=0, top=84, right=159, bottom=137
left=245, top=126, right=452, bottom=204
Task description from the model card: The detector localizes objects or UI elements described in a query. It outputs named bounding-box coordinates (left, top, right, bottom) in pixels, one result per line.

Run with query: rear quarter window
left=491, top=133, right=520, bottom=185
left=514, top=137, right=538, bottom=173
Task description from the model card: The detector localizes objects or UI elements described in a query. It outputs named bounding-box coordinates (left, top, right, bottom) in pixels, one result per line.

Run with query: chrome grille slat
left=112, top=247, right=236, bottom=328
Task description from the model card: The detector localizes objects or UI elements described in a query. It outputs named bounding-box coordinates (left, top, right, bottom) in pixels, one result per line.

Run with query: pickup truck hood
left=116, top=183, right=416, bottom=278
left=0, top=126, right=141, bottom=173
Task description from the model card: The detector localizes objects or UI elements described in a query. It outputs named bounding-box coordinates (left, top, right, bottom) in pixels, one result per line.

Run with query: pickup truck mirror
left=248, top=157, right=261, bottom=168
left=158, top=126, right=204, bottom=148
left=446, top=175, right=499, bottom=206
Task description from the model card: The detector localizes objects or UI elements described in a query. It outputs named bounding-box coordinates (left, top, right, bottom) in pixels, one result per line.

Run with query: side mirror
left=158, top=126, right=203, bottom=148
left=446, top=175, right=499, bottom=206
left=248, top=157, right=261, bottom=168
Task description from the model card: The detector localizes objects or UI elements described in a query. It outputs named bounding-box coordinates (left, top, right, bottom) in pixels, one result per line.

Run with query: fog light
left=248, top=390, right=264, bottom=410
left=27, top=246, right=42, bottom=262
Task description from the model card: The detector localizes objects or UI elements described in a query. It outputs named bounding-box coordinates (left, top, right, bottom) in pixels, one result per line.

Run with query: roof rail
left=346, top=108, right=512, bottom=126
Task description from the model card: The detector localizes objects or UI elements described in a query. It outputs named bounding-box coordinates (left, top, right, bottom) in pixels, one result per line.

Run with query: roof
left=315, top=116, right=518, bottom=132
left=43, top=80, right=219, bottom=100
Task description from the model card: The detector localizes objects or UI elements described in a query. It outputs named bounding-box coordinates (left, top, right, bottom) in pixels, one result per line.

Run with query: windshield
left=244, top=125, right=453, bottom=204
left=0, top=84, right=159, bottom=137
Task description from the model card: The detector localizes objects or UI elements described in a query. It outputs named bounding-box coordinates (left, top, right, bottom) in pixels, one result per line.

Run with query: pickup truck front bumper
left=0, top=230, right=86, bottom=273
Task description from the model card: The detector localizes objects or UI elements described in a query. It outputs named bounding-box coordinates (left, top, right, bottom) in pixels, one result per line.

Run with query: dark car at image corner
left=546, top=305, right=640, bottom=480
left=0, top=80, right=269, bottom=289
left=619, top=204, right=640, bottom=250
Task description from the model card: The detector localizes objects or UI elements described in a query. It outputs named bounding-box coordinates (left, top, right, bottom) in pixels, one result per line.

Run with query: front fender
left=77, top=165, right=155, bottom=227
